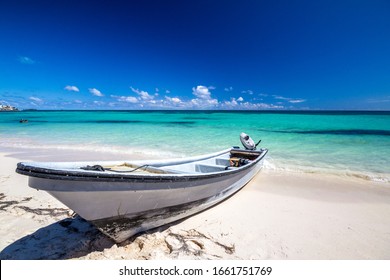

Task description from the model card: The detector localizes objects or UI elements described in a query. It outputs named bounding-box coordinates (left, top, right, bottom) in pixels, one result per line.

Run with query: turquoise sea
left=1, top=110, right=389, bottom=183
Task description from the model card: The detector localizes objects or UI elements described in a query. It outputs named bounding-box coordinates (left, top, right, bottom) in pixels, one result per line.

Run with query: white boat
left=16, top=134, right=268, bottom=243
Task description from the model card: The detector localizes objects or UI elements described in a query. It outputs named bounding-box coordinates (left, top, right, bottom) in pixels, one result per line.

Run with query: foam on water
left=0, top=137, right=182, bottom=159
left=263, top=157, right=390, bottom=183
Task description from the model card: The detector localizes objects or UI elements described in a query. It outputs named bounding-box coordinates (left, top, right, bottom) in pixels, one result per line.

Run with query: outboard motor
left=240, top=132, right=261, bottom=150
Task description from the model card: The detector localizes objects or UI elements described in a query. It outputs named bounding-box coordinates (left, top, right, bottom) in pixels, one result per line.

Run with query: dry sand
left=0, top=148, right=389, bottom=260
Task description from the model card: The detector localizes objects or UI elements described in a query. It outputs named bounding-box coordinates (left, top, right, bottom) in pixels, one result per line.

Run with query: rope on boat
left=80, top=164, right=150, bottom=173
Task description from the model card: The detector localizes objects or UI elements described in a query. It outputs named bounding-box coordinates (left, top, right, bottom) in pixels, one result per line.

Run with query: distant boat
left=19, top=119, right=28, bottom=123
left=16, top=133, right=268, bottom=243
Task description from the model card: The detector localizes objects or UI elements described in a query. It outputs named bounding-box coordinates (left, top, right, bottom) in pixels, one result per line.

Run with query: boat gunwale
left=16, top=149, right=268, bottom=183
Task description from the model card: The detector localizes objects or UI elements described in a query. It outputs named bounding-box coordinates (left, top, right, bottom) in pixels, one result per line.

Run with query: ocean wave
left=263, top=158, right=390, bottom=184
left=344, top=172, right=390, bottom=183
left=0, top=139, right=184, bottom=159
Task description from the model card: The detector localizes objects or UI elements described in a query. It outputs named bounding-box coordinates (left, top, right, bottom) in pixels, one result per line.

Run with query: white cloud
left=241, top=90, right=253, bottom=95
left=89, top=88, right=104, bottom=97
left=221, top=96, right=283, bottom=109
left=93, top=101, right=105, bottom=106
left=208, top=99, right=218, bottom=105
left=191, top=85, right=219, bottom=108
left=113, top=95, right=139, bottom=103
left=74, top=100, right=83, bottom=104
left=29, top=96, right=43, bottom=102
left=130, top=87, right=153, bottom=100
left=191, top=98, right=218, bottom=106
left=288, top=99, right=306, bottom=103
left=224, top=98, right=240, bottom=107
left=273, top=95, right=306, bottom=103
left=18, top=56, right=35, bottom=64
left=125, top=97, right=139, bottom=103
left=192, top=85, right=212, bottom=99
left=140, top=92, right=152, bottom=100
left=273, top=95, right=290, bottom=101
left=224, top=86, right=233, bottom=92
left=231, top=99, right=238, bottom=106
left=106, top=85, right=291, bottom=110
left=64, top=85, right=80, bottom=92
left=255, top=103, right=284, bottom=109
left=165, top=96, right=182, bottom=104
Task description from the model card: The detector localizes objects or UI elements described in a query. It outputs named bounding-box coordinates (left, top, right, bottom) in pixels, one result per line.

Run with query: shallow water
left=1, top=110, right=389, bottom=182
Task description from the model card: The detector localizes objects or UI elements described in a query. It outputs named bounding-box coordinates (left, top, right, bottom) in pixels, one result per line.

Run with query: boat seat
left=160, top=168, right=198, bottom=174
left=215, top=158, right=230, bottom=166
left=195, top=164, right=227, bottom=173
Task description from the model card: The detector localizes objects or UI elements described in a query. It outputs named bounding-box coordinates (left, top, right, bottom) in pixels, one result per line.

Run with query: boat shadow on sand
left=0, top=189, right=238, bottom=259
left=0, top=215, right=236, bottom=260
left=0, top=216, right=117, bottom=260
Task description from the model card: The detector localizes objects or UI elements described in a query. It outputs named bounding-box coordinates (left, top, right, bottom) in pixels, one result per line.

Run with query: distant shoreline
left=4, top=109, right=390, bottom=114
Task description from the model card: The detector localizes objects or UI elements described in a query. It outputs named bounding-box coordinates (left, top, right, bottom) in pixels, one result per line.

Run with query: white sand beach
left=0, top=148, right=389, bottom=260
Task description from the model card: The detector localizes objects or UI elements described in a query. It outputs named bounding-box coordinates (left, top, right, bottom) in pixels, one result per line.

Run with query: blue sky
left=1, top=0, right=390, bottom=110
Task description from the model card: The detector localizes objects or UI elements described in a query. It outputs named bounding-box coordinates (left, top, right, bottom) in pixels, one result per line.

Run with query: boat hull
left=29, top=161, right=263, bottom=242
left=18, top=148, right=268, bottom=243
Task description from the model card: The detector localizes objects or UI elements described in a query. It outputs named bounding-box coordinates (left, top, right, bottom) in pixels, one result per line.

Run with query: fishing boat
left=16, top=133, right=268, bottom=243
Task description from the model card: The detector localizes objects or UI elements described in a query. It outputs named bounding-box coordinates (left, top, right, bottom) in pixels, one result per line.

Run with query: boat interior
left=101, top=149, right=264, bottom=175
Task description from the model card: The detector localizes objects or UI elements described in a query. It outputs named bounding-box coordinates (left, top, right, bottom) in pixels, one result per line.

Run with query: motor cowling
left=240, top=132, right=258, bottom=150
